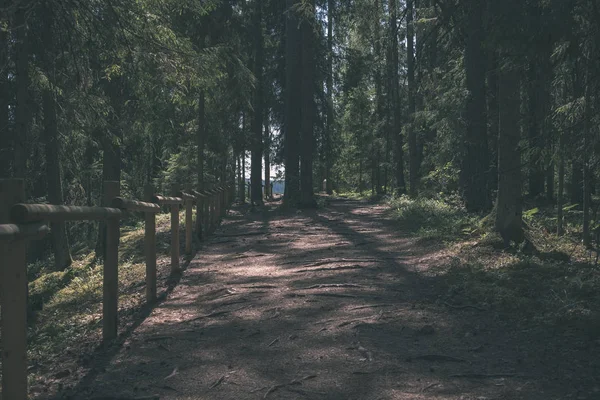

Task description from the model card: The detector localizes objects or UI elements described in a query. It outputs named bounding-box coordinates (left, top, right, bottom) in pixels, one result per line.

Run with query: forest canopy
left=1, top=0, right=600, bottom=268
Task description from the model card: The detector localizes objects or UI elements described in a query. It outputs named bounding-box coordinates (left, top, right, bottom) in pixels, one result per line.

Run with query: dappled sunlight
left=49, top=199, right=595, bottom=400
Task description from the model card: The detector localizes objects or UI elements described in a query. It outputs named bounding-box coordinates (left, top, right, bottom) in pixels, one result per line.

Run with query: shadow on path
left=55, top=198, right=598, bottom=400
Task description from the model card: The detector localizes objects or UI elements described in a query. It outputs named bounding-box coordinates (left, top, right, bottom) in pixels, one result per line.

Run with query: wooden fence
left=0, top=179, right=234, bottom=400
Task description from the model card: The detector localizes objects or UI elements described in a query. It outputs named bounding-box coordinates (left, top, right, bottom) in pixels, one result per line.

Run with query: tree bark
left=41, top=4, right=72, bottom=270
left=299, top=0, right=316, bottom=208
left=95, top=76, right=123, bottom=260
left=284, top=0, right=301, bottom=206
left=495, top=59, right=523, bottom=245
left=390, top=0, right=405, bottom=194
left=526, top=60, right=548, bottom=198
left=582, top=49, right=592, bottom=247
left=407, top=0, right=418, bottom=197
left=325, top=0, right=334, bottom=195
left=250, top=0, right=264, bottom=205
left=571, top=160, right=583, bottom=205
left=0, top=0, right=9, bottom=177
left=487, top=52, right=499, bottom=194
left=14, top=0, right=30, bottom=179
left=264, top=118, right=271, bottom=199
left=196, top=90, right=206, bottom=236
left=460, top=0, right=490, bottom=212
left=557, top=131, right=565, bottom=236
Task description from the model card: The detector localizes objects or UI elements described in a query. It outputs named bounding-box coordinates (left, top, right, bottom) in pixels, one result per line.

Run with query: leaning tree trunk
left=42, top=5, right=72, bottom=270
left=495, top=58, right=523, bottom=245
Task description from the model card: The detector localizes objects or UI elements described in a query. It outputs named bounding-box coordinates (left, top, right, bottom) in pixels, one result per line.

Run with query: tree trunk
left=390, top=0, right=405, bottom=194
left=250, top=0, right=264, bottom=205
left=195, top=91, right=205, bottom=236
left=95, top=77, right=122, bottom=260
left=0, top=0, right=9, bottom=177
left=487, top=52, right=499, bottom=194
left=571, top=160, right=583, bottom=205
left=14, top=0, right=30, bottom=179
left=242, top=150, right=246, bottom=203
left=325, top=0, right=334, bottom=195
left=460, top=0, right=490, bottom=212
left=41, top=5, right=72, bottom=270
left=495, top=59, right=523, bottom=245
left=373, top=0, right=383, bottom=195
left=284, top=0, right=301, bottom=206
left=582, top=50, right=592, bottom=247
left=527, top=60, right=547, bottom=198
left=299, top=0, right=316, bottom=208
left=264, top=119, right=271, bottom=199
left=407, top=0, right=418, bottom=197
left=546, top=159, right=554, bottom=201
left=95, top=132, right=121, bottom=260
left=557, top=131, right=565, bottom=236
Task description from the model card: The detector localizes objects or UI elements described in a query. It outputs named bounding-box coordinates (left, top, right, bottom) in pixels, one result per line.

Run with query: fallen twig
left=263, top=375, right=317, bottom=399
left=350, top=304, right=393, bottom=310
left=164, top=367, right=178, bottom=380
left=144, top=335, right=174, bottom=342
left=187, top=310, right=230, bottom=322
left=449, top=373, right=516, bottom=379
left=300, top=283, right=363, bottom=289
left=187, top=305, right=249, bottom=323
left=216, top=231, right=269, bottom=238
left=313, top=293, right=358, bottom=298
left=443, top=302, right=487, bottom=311
left=295, top=265, right=363, bottom=273
left=91, top=396, right=160, bottom=400
left=422, top=382, right=440, bottom=392
left=209, top=375, right=225, bottom=389
left=268, top=337, right=280, bottom=347
left=408, top=354, right=467, bottom=363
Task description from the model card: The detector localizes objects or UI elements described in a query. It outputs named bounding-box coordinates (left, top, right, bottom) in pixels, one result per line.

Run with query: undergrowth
left=12, top=209, right=197, bottom=396
left=387, top=194, right=478, bottom=241
left=386, top=194, right=600, bottom=339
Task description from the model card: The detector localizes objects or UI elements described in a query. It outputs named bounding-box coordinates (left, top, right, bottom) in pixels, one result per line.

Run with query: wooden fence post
left=185, top=185, right=192, bottom=255
left=103, top=180, right=120, bottom=343
left=170, top=185, right=180, bottom=273
left=144, top=184, right=157, bottom=303
left=0, top=179, right=28, bottom=400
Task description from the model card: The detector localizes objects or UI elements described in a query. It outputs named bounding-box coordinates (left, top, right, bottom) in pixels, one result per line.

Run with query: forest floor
left=49, top=196, right=599, bottom=400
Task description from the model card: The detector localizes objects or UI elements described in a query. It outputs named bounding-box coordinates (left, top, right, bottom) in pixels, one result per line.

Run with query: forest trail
left=69, top=198, right=586, bottom=400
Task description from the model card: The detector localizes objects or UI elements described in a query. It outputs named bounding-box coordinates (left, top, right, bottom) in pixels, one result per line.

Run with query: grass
left=385, top=194, right=600, bottom=338
left=7, top=209, right=199, bottom=396
left=386, top=194, right=478, bottom=241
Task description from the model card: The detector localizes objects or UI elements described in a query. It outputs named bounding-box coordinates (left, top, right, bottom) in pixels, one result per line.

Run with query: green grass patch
left=386, top=195, right=478, bottom=241
left=439, top=253, right=600, bottom=338
left=20, top=209, right=196, bottom=392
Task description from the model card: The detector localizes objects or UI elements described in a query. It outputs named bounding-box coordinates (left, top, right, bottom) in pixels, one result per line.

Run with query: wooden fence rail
left=0, top=179, right=233, bottom=400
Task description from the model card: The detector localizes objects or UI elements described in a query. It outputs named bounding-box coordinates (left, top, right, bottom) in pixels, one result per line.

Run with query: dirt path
left=66, top=198, right=593, bottom=400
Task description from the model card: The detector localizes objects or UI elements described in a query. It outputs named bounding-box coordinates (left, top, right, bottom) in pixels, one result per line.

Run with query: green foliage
left=387, top=194, right=478, bottom=241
